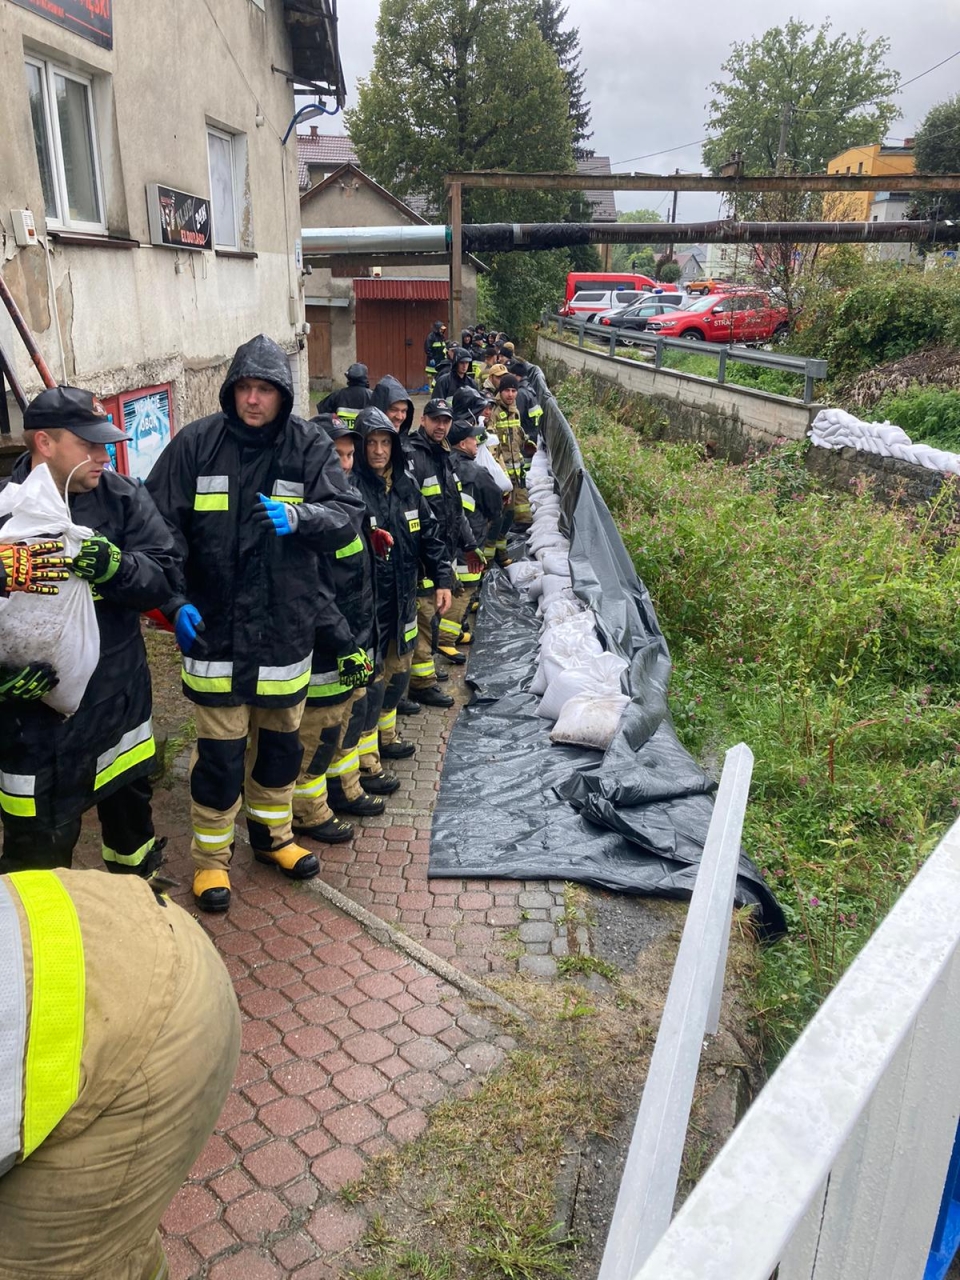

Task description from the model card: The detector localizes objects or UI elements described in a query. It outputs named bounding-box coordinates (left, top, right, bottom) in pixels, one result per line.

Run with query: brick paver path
left=82, top=655, right=571, bottom=1277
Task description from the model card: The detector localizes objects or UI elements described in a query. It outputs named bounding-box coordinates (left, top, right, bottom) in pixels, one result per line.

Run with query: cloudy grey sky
left=330, top=1, right=960, bottom=222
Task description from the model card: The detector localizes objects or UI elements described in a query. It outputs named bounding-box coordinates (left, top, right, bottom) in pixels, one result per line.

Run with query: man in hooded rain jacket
left=316, top=363, right=374, bottom=424
left=146, top=334, right=366, bottom=914
left=372, top=374, right=414, bottom=435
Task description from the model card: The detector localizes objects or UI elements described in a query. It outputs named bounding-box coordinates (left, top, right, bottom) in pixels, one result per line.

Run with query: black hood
left=372, top=375, right=414, bottom=433
left=509, top=359, right=534, bottom=381
left=346, top=362, right=370, bottom=386
left=451, top=387, right=490, bottom=422
left=355, top=406, right=407, bottom=478
left=219, top=334, right=294, bottom=424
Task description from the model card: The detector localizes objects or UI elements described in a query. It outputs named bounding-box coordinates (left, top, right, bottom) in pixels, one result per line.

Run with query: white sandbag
left=540, top=552, right=570, bottom=578
left=0, top=463, right=98, bottom=716
left=527, top=574, right=544, bottom=601
left=541, top=572, right=574, bottom=602
left=476, top=443, right=513, bottom=495
left=550, top=692, right=631, bottom=751
left=540, top=597, right=584, bottom=629
left=538, top=650, right=628, bottom=722
left=504, top=559, right=542, bottom=588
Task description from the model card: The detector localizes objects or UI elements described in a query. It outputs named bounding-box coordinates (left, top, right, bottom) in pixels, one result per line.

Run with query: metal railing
left=545, top=311, right=827, bottom=403
left=599, top=742, right=755, bottom=1280
left=624, top=811, right=960, bottom=1280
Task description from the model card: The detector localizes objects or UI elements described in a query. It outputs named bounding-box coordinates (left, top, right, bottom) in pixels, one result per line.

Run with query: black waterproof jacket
left=433, top=360, right=477, bottom=401
left=353, top=409, right=452, bottom=658
left=450, top=449, right=503, bottom=552
left=402, top=428, right=479, bottom=573
left=146, top=334, right=365, bottom=708
left=308, top=418, right=378, bottom=706
left=371, top=375, right=414, bottom=434
left=514, top=376, right=545, bottom=442
left=0, top=457, right=180, bottom=826
left=317, top=366, right=374, bottom=422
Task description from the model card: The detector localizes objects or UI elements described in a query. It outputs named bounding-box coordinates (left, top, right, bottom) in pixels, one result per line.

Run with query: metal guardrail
left=546, top=311, right=828, bottom=404
left=629, top=811, right=960, bottom=1280
left=598, top=742, right=755, bottom=1280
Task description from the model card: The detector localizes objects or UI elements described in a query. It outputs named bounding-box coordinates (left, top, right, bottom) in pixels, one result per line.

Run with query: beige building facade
left=0, top=0, right=343, bottom=450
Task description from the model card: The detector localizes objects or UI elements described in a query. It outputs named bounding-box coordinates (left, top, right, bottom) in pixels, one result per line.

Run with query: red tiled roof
left=297, top=133, right=359, bottom=188
left=354, top=278, right=450, bottom=300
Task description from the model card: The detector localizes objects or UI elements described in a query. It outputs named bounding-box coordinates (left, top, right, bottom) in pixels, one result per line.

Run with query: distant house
left=674, top=248, right=706, bottom=286
left=824, top=141, right=915, bottom=222
left=576, top=157, right=618, bottom=224
left=300, top=163, right=480, bottom=392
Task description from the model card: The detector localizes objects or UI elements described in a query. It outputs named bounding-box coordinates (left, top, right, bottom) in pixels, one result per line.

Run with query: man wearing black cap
left=0, top=385, right=180, bottom=876
left=403, top=399, right=484, bottom=702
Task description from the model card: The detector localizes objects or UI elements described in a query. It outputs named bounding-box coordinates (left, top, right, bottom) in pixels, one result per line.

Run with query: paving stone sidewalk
left=77, top=655, right=572, bottom=1278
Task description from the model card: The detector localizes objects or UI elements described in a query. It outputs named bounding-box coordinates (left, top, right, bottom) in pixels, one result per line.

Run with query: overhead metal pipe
left=301, top=225, right=450, bottom=254
left=302, top=220, right=956, bottom=258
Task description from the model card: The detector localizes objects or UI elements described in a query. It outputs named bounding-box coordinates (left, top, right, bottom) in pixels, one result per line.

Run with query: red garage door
left=354, top=279, right=449, bottom=391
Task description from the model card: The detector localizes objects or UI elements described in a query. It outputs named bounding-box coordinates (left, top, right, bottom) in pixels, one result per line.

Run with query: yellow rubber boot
left=254, top=843, right=320, bottom=880
left=194, top=868, right=231, bottom=913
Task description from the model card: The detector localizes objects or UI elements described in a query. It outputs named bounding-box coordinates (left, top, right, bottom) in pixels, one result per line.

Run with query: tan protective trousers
left=294, top=696, right=355, bottom=828
left=189, top=701, right=305, bottom=870
left=410, top=595, right=440, bottom=689
left=0, top=870, right=240, bottom=1280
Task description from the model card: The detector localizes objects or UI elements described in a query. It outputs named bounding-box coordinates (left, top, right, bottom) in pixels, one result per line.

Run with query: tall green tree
left=346, top=0, right=578, bottom=335
left=702, top=18, right=900, bottom=312
left=908, top=94, right=960, bottom=228
left=703, top=19, right=900, bottom=177
left=531, top=0, right=592, bottom=158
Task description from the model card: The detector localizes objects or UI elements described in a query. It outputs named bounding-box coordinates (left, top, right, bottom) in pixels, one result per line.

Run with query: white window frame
left=206, top=126, right=240, bottom=250
left=24, top=55, right=106, bottom=234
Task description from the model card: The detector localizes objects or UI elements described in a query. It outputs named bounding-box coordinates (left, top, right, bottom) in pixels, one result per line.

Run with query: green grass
left=559, top=374, right=960, bottom=1063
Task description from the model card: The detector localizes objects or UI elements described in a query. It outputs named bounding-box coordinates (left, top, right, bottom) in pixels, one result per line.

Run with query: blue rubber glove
left=174, top=604, right=205, bottom=654
left=254, top=493, right=298, bottom=536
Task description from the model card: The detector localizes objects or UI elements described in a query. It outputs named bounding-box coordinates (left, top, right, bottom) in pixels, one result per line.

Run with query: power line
left=899, top=48, right=960, bottom=90
left=611, top=138, right=707, bottom=168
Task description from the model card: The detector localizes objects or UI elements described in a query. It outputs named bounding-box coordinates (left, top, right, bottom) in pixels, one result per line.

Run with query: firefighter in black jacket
left=353, top=407, right=453, bottom=737
left=423, top=322, right=448, bottom=389
left=316, top=363, right=374, bottom=424
left=403, top=399, right=483, bottom=704
left=146, top=335, right=366, bottom=914
left=433, top=350, right=477, bottom=401
left=0, top=386, right=180, bottom=876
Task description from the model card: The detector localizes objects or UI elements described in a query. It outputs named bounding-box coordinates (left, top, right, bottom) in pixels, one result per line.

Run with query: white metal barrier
left=599, top=742, right=755, bottom=1280
left=628, top=812, right=960, bottom=1280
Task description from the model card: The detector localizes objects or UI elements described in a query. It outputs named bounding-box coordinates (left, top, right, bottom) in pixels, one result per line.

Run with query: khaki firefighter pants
left=294, top=696, right=355, bottom=828
left=410, top=595, right=440, bottom=689
left=0, top=871, right=240, bottom=1280
left=189, top=701, right=305, bottom=871
left=374, top=643, right=412, bottom=752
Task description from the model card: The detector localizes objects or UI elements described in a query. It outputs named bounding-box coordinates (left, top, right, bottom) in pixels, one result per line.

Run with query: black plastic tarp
left=428, top=366, right=786, bottom=938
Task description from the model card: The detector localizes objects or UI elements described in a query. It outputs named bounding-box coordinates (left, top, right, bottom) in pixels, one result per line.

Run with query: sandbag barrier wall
left=425, top=364, right=786, bottom=936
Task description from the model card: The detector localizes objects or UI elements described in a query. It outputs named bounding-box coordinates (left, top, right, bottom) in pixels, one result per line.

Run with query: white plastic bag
left=550, top=693, right=630, bottom=750
left=540, top=597, right=584, bottom=630
left=541, top=572, right=574, bottom=602
left=476, top=443, right=513, bottom=495
left=0, top=464, right=98, bottom=716
left=504, top=560, right=542, bottom=589
left=541, top=552, right=570, bottom=578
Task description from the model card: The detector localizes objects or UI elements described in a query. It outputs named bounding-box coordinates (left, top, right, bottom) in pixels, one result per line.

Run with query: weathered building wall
left=0, top=0, right=308, bottom=432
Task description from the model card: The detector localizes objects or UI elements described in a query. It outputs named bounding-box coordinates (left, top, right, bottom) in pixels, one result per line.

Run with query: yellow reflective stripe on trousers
left=102, top=837, right=154, bottom=868
left=378, top=708, right=397, bottom=732
left=326, top=749, right=359, bottom=778
left=438, top=617, right=461, bottom=637
left=8, top=872, right=85, bottom=1159
left=358, top=731, right=378, bottom=756
left=0, top=771, right=36, bottom=818
left=193, top=825, right=234, bottom=850
left=244, top=803, right=291, bottom=826
left=295, top=775, right=327, bottom=798
left=411, top=660, right=435, bottom=678
left=94, top=720, right=155, bottom=791
left=256, top=656, right=311, bottom=698
left=335, top=536, right=364, bottom=559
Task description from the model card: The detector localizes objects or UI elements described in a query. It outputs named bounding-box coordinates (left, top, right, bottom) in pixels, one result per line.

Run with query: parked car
left=644, top=291, right=790, bottom=344
left=561, top=288, right=650, bottom=317
left=597, top=300, right=689, bottom=341
left=685, top=276, right=737, bottom=296
left=563, top=271, right=655, bottom=306
left=580, top=291, right=685, bottom=323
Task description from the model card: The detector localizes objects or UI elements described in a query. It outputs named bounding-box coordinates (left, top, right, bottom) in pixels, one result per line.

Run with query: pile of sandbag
left=503, top=445, right=629, bottom=751
left=809, top=407, right=960, bottom=475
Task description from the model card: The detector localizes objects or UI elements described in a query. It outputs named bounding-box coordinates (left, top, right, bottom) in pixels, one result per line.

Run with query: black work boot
left=411, top=685, right=454, bottom=708
left=327, top=778, right=386, bottom=816
left=380, top=739, right=416, bottom=760
left=361, top=769, right=400, bottom=796
left=293, top=816, right=355, bottom=843
left=397, top=698, right=421, bottom=716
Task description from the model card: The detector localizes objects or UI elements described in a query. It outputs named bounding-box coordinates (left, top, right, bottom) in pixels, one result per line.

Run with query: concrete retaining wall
left=537, top=334, right=818, bottom=462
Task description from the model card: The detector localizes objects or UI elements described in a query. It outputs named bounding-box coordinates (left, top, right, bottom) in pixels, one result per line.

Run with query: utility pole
left=666, top=168, right=679, bottom=263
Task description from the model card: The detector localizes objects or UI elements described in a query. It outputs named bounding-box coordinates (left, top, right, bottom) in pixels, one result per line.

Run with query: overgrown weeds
left=561, top=375, right=960, bottom=1063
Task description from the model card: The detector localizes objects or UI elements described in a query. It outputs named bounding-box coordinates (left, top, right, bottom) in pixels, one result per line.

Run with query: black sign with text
left=146, top=184, right=213, bottom=252
left=10, top=0, right=113, bottom=50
